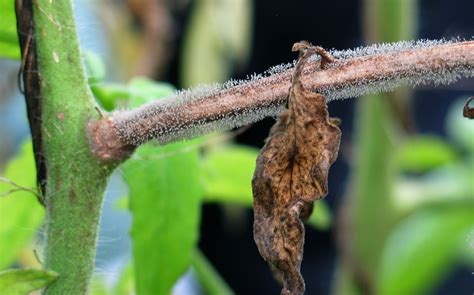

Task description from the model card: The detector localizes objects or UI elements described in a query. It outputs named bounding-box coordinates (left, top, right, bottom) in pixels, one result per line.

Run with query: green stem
left=352, top=93, right=397, bottom=278
left=191, top=249, right=234, bottom=295
left=353, top=0, right=417, bottom=275
left=31, top=1, right=114, bottom=293
left=334, top=1, right=417, bottom=294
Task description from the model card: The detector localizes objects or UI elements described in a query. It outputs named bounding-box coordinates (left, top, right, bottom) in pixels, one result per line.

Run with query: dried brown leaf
left=252, top=42, right=341, bottom=295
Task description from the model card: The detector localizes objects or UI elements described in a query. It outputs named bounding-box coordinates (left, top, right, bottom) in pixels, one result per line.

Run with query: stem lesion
left=87, top=117, right=136, bottom=163
left=88, top=40, right=474, bottom=162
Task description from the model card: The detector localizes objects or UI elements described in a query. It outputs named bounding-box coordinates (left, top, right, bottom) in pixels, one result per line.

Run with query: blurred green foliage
left=336, top=0, right=473, bottom=295
left=0, top=0, right=20, bottom=59
left=379, top=204, right=473, bottom=294
left=84, top=51, right=107, bottom=85
left=350, top=0, right=417, bottom=283
left=351, top=94, right=397, bottom=277
left=180, top=0, right=252, bottom=87
left=203, top=145, right=256, bottom=205
left=346, top=94, right=473, bottom=295
left=112, top=264, right=135, bottom=295
left=0, top=268, right=58, bottom=295
left=0, top=142, right=43, bottom=269
left=396, top=136, right=457, bottom=173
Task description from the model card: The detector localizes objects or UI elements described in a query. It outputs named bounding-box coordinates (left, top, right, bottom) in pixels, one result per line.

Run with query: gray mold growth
left=323, top=39, right=473, bottom=101
left=113, top=39, right=473, bottom=145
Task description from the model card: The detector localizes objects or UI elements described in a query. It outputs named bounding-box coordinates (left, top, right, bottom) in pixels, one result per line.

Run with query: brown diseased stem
left=89, top=41, right=474, bottom=162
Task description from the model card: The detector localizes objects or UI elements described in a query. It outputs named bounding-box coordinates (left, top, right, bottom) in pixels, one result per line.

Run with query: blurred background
left=0, top=0, right=473, bottom=294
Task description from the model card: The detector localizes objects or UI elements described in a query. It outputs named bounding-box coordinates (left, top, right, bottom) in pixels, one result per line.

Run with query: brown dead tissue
left=252, top=41, right=342, bottom=295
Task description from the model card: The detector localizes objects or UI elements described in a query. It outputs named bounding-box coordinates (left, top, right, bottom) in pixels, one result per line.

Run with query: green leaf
left=202, top=145, right=332, bottom=229
left=0, top=141, right=44, bottom=269
left=83, top=51, right=106, bottom=85
left=91, top=83, right=131, bottom=111
left=0, top=0, right=20, bottom=59
left=128, top=77, right=175, bottom=106
left=122, top=86, right=202, bottom=295
left=91, top=77, right=175, bottom=111
left=202, top=145, right=257, bottom=205
left=123, top=142, right=202, bottom=295
left=379, top=205, right=474, bottom=295
left=191, top=249, right=234, bottom=295
left=396, top=136, right=457, bottom=173
left=0, top=268, right=58, bottom=294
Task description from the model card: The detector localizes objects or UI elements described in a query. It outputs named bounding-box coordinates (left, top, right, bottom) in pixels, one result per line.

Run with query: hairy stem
left=17, top=0, right=115, bottom=293
left=89, top=41, right=474, bottom=161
